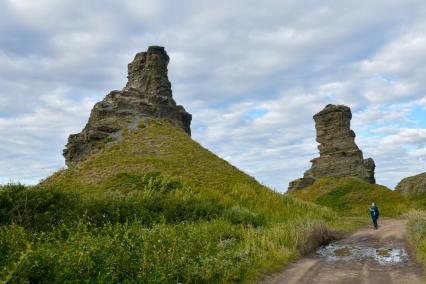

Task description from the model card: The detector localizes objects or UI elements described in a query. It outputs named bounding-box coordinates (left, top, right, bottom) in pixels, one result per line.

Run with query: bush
left=0, top=175, right=266, bottom=231
left=407, top=193, right=426, bottom=209
left=0, top=225, right=28, bottom=269
left=0, top=221, right=249, bottom=283
left=1, top=218, right=337, bottom=283
left=0, top=184, right=79, bottom=231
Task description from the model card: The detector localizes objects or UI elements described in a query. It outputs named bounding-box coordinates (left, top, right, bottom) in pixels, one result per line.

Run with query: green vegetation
left=406, top=210, right=426, bottom=272
left=395, top=172, right=426, bottom=195
left=1, top=120, right=351, bottom=283
left=0, top=194, right=331, bottom=284
left=289, top=177, right=410, bottom=217
left=405, top=192, right=426, bottom=209
left=3, top=120, right=412, bottom=282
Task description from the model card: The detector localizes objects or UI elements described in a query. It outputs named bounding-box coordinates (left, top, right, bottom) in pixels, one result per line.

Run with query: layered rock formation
left=64, top=46, right=192, bottom=167
left=288, top=104, right=375, bottom=191
left=395, top=172, right=426, bottom=195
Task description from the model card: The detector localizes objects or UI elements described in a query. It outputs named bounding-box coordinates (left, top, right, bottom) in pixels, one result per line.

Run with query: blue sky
left=1, top=0, right=426, bottom=190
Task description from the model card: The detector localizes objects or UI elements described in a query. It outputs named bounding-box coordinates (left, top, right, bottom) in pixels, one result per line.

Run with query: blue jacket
left=370, top=206, right=379, bottom=220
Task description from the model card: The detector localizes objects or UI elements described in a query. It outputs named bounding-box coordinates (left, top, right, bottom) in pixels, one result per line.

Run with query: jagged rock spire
left=124, top=46, right=171, bottom=95
left=288, top=104, right=375, bottom=191
left=63, top=46, right=192, bottom=167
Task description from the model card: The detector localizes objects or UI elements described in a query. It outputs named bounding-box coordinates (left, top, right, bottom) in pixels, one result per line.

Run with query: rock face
left=63, top=46, right=192, bottom=167
left=395, top=173, right=426, bottom=195
left=288, top=104, right=375, bottom=191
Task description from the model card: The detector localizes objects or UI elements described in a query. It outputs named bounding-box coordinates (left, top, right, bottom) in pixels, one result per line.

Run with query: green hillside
left=289, top=177, right=410, bottom=217
left=1, top=120, right=349, bottom=283
left=394, top=172, right=426, bottom=209
left=403, top=192, right=426, bottom=209
left=395, top=172, right=426, bottom=195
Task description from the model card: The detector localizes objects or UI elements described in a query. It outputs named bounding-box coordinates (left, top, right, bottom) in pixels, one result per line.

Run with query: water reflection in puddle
left=316, top=243, right=409, bottom=265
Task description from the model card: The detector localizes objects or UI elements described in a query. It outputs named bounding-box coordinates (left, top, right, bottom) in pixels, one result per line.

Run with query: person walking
left=370, top=202, right=379, bottom=229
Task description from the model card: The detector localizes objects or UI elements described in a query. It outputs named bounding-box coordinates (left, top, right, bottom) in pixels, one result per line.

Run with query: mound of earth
left=46, top=119, right=265, bottom=194
left=289, top=177, right=409, bottom=217
left=395, top=172, right=426, bottom=195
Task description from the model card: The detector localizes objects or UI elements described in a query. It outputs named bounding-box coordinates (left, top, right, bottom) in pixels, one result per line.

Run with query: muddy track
left=262, top=219, right=423, bottom=284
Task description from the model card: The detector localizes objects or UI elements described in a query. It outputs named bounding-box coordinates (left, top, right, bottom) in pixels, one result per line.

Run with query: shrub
left=0, top=184, right=79, bottom=231
left=0, top=176, right=267, bottom=231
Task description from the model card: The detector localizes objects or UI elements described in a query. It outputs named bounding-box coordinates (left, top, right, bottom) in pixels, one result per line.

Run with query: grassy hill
left=1, top=119, right=351, bottom=283
left=404, top=192, right=426, bottom=209
left=394, top=172, right=426, bottom=209
left=395, top=172, right=426, bottom=195
left=289, top=177, right=410, bottom=217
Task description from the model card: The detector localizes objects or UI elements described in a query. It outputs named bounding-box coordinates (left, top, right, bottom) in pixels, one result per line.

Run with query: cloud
left=0, top=88, right=95, bottom=183
left=1, top=0, right=426, bottom=190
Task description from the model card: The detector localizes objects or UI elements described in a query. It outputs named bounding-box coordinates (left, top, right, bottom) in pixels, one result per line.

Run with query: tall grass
left=406, top=193, right=426, bottom=209
left=406, top=210, right=426, bottom=273
left=0, top=177, right=340, bottom=283
left=1, top=218, right=335, bottom=283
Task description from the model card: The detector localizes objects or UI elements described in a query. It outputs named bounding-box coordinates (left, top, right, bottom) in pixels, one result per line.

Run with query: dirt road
left=262, top=219, right=423, bottom=284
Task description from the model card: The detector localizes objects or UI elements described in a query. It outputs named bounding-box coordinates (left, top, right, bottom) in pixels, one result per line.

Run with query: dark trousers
left=372, top=218, right=378, bottom=229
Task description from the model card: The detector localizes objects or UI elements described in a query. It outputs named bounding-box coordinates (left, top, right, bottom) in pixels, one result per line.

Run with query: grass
left=289, top=177, right=410, bottom=217
left=406, top=210, right=426, bottom=274
left=405, top=192, right=426, bottom=209
left=396, top=172, right=426, bottom=195
left=43, top=119, right=263, bottom=192
left=1, top=120, right=356, bottom=283
left=0, top=181, right=338, bottom=283
left=0, top=211, right=336, bottom=283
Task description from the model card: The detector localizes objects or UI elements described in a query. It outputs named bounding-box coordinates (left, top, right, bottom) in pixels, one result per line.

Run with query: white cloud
left=1, top=0, right=426, bottom=191
left=0, top=88, right=95, bottom=183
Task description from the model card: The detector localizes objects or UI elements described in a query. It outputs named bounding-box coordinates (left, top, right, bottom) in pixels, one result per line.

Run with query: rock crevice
left=64, top=46, right=192, bottom=167
left=288, top=104, right=375, bottom=191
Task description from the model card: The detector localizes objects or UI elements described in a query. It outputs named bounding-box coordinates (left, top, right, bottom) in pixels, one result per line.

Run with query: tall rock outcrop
left=63, top=46, right=192, bottom=167
left=288, top=104, right=375, bottom=191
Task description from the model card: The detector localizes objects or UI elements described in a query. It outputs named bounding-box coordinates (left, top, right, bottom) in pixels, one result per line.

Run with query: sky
left=1, top=0, right=426, bottom=191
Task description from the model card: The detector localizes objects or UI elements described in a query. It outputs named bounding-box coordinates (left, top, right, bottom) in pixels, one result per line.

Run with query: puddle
left=316, top=243, right=409, bottom=265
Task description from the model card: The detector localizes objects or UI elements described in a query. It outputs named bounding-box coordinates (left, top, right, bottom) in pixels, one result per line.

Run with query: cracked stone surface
left=288, top=104, right=375, bottom=191
left=63, top=46, right=192, bottom=167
